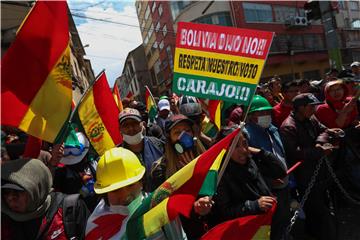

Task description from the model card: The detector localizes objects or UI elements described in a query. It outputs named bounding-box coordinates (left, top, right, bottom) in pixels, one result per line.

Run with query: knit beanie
left=1, top=158, right=52, bottom=222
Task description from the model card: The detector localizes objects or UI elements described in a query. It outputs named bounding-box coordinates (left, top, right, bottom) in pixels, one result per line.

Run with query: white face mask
left=257, top=115, right=272, bottom=128
left=122, top=131, right=144, bottom=145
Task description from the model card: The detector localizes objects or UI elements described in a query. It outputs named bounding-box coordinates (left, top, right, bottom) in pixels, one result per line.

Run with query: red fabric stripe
left=1, top=1, right=69, bottom=126
left=167, top=128, right=240, bottom=220
left=200, top=203, right=276, bottom=240
left=208, top=100, right=220, bottom=123
left=23, top=135, right=42, bottom=158
left=93, top=73, right=123, bottom=145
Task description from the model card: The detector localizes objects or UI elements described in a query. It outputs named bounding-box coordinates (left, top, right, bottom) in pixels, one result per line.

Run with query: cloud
left=69, top=1, right=143, bottom=87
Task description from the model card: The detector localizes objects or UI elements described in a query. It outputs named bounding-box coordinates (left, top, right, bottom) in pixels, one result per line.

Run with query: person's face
left=299, top=83, right=311, bottom=93
left=271, top=80, right=281, bottom=92
left=231, top=133, right=249, bottom=165
left=250, top=110, right=272, bottom=122
left=299, top=104, right=316, bottom=119
left=328, top=84, right=345, bottom=101
left=352, top=66, right=360, bottom=74
left=120, top=119, right=142, bottom=136
left=284, top=86, right=300, bottom=101
left=107, top=181, right=142, bottom=206
left=159, top=109, right=170, bottom=118
left=169, top=122, right=193, bottom=144
left=3, top=189, right=30, bottom=213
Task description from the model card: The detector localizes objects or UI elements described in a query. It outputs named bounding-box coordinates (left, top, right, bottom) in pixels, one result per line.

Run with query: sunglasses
left=63, top=143, right=87, bottom=157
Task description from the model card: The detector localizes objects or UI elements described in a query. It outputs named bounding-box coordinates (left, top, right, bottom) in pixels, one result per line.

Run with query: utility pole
left=305, top=1, right=343, bottom=71
left=319, top=1, right=342, bottom=71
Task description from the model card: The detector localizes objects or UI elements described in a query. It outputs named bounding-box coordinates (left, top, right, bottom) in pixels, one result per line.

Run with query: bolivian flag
left=126, top=128, right=240, bottom=239
left=145, top=86, right=157, bottom=122
left=77, top=72, right=123, bottom=156
left=1, top=1, right=72, bottom=143
left=112, top=82, right=123, bottom=112
left=200, top=204, right=276, bottom=240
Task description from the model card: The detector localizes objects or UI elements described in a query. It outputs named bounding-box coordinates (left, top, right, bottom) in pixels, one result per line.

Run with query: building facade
left=135, top=1, right=176, bottom=96
left=1, top=1, right=94, bottom=103
left=335, top=1, right=360, bottom=65
left=118, top=44, right=152, bottom=101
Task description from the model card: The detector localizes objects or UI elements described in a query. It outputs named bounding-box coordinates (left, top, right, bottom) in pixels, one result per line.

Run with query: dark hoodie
left=315, top=80, right=358, bottom=128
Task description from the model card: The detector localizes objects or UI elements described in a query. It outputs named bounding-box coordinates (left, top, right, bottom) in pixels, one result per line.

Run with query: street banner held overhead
left=172, top=22, right=274, bottom=105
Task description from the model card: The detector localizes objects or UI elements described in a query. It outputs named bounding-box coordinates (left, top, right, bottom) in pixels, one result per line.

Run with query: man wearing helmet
left=244, top=95, right=290, bottom=240
left=86, top=147, right=211, bottom=239
left=178, top=95, right=213, bottom=149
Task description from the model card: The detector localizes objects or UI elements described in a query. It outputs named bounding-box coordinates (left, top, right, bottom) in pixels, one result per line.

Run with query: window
left=159, top=40, right=164, bottom=50
left=152, top=2, right=156, bottom=13
left=338, top=0, right=345, bottom=9
left=352, top=19, right=360, bottom=29
left=162, top=24, right=167, bottom=36
left=152, top=41, right=158, bottom=50
left=155, top=22, right=160, bottom=32
left=170, top=1, right=192, bottom=20
left=136, top=2, right=141, bottom=14
left=303, top=70, right=320, bottom=80
left=145, top=5, right=150, bottom=20
left=159, top=4, right=163, bottom=16
left=349, top=1, right=359, bottom=10
left=194, top=12, right=233, bottom=26
left=274, top=6, right=297, bottom=22
left=243, top=3, right=273, bottom=23
left=166, top=46, right=173, bottom=70
left=303, top=34, right=324, bottom=50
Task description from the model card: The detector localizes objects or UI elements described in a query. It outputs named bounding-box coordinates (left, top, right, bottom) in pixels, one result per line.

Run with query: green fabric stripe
left=148, top=106, right=157, bottom=122
left=198, top=170, right=218, bottom=196
left=172, top=72, right=257, bottom=105
left=126, top=193, right=153, bottom=239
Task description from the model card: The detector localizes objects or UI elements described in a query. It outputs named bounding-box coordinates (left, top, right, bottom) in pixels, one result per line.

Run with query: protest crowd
left=2, top=61, right=360, bottom=240
left=1, top=1, right=360, bottom=240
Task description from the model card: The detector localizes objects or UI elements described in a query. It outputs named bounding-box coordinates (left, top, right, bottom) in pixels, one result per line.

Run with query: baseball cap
left=118, top=108, right=142, bottom=124
left=292, top=93, right=322, bottom=108
left=350, top=61, right=360, bottom=68
left=2, top=183, right=25, bottom=191
left=165, top=114, right=194, bottom=133
left=158, top=99, right=170, bottom=111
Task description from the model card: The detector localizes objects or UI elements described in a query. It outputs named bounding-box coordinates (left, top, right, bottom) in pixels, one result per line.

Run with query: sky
left=67, top=0, right=143, bottom=87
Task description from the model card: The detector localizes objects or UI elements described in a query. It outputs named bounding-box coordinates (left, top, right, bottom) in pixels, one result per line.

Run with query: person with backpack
left=1, top=158, right=89, bottom=240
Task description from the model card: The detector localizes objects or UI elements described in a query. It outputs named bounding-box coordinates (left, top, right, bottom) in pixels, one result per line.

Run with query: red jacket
left=272, top=101, right=293, bottom=128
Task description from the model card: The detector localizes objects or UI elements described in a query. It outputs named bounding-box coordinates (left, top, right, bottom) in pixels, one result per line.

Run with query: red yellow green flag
left=77, top=72, right=123, bottom=156
left=145, top=86, right=157, bottom=122
left=200, top=203, right=276, bottom=240
left=126, top=128, right=240, bottom=239
left=112, top=83, right=123, bottom=112
left=1, top=1, right=72, bottom=143
left=208, top=100, right=222, bottom=130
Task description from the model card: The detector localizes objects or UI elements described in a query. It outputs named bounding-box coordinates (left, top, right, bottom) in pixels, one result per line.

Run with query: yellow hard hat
left=94, top=147, right=145, bottom=194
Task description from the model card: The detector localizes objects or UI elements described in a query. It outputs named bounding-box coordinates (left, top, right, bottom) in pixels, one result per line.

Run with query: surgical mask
left=122, top=131, right=144, bottom=145
left=257, top=115, right=272, bottom=128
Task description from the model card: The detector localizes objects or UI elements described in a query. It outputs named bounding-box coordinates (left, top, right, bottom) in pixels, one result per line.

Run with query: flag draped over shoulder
left=208, top=100, right=222, bottom=130
left=126, top=128, right=240, bottom=239
left=200, top=204, right=276, bottom=240
left=112, top=83, right=123, bottom=112
left=1, top=1, right=72, bottom=143
left=145, top=86, right=157, bottom=122
left=77, top=72, right=122, bottom=156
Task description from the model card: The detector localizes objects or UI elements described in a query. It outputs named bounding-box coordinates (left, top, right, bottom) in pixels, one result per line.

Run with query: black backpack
left=37, top=192, right=89, bottom=240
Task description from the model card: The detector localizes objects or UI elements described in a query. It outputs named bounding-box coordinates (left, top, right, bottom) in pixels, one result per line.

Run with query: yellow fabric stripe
left=78, top=88, right=116, bottom=156
left=174, top=48, right=264, bottom=84
left=143, top=198, right=170, bottom=237
left=146, top=96, right=155, bottom=111
left=214, top=102, right=221, bottom=130
left=209, top=149, right=226, bottom=171
left=166, top=155, right=199, bottom=192
left=19, top=45, right=72, bottom=143
left=252, top=225, right=271, bottom=240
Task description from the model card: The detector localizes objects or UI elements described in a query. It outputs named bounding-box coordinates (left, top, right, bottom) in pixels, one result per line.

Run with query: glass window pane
left=243, top=3, right=273, bottom=22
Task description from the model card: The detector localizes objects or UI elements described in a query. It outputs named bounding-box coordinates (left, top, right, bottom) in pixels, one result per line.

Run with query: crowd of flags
left=1, top=1, right=274, bottom=239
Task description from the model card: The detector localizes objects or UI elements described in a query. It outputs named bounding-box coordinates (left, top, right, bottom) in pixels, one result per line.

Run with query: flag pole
left=57, top=69, right=105, bottom=143
left=145, top=85, right=157, bottom=107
